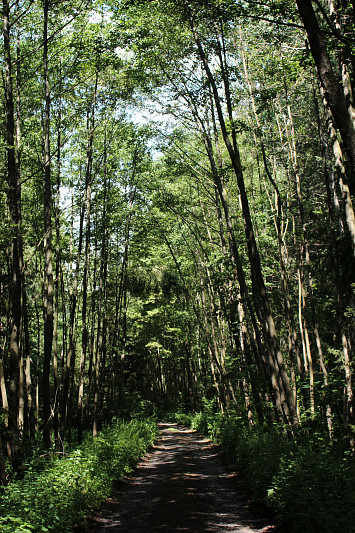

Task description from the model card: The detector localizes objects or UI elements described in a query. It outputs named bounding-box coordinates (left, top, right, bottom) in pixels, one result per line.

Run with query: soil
left=82, top=422, right=279, bottom=533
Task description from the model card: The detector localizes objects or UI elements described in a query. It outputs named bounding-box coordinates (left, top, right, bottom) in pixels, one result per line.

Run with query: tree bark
left=53, top=69, right=62, bottom=446
left=3, top=0, right=22, bottom=456
left=77, top=79, right=97, bottom=442
left=42, top=0, right=54, bottom=449
left=321, top=86, right=355, bottom=252
left=295, top=0, right=355, bottom=194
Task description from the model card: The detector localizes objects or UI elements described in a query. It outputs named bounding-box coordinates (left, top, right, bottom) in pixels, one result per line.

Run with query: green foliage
left=0, top=420, right=157, bottom=533
left=1, top=0, right=354, bottom=529
left=269, top=450, right=355, bottom=532
left=183, top=411, right=355, bottom=533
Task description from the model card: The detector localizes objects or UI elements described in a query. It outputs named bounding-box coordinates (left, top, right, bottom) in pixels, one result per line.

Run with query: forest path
left=85, top=422, right=277, bottom=533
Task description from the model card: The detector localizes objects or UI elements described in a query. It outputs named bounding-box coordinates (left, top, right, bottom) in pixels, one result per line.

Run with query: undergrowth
left=0, top=419, right=157, bottom=533
left=173, top=410, right=355, bottom=533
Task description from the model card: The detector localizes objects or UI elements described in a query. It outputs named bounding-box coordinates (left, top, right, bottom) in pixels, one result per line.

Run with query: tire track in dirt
left=85, top=422, right=277, bottom=532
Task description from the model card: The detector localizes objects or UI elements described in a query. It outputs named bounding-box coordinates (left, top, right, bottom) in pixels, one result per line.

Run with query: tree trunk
left=184, top=3, right=298, bottom=425
left=15, top=1, right=27, bottom=440
left=295, top=0, right=355, bottom=193
left=85, top=228, right=98, bottom=421
left=0, top=355, right=12, bottom=463
left=320, top=85, right=355, bottom=252
left=61, top=194, right=84, bottom=436
left=98, top=141, right=109, bottom=417
left=42, top=0, right=54, bottom=448
left=3, top=0, right=22, bottom=457
left=239, top=32, right=303, bottom=383
left=77, top=85, right=97, bottom=442
left=53, top=71, right=62, bottom=446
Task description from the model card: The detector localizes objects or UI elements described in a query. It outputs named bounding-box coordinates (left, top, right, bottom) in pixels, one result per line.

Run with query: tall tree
left=2, top=0, right=22, bottom=459
left=295, top=0, right=355, bottom=196
left=42, top=0, right=54, bottom=449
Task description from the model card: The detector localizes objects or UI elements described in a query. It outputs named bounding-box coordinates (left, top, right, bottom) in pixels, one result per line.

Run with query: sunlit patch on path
left=85, top=423, right=277, bottom=533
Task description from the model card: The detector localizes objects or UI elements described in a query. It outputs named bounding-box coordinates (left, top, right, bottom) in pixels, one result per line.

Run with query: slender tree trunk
left=61, top=180, right=82, bottom=437
left=239, top=33, right=303, bottom=384
left=77, top=96, right=96, bottom=441
left=85, top=229, right=98, bottom=420
left=53, top=71, right=62, bottom=446
left=34, top=261, right=41, bottom=433
left=15, top=2, right=27, bottom=440
left=3, top=0, right=22, bottom=457
left=342, top=333, right=354, bottom=423
left=92, top=322, right=101, bottom=437
left=0, top=354, right=12, bottom=463
left=184, top=3, right=297, bottom=424
left=98, top=143, right=109, bottom=415
left=120, top=183, right=137, bottom=366
left=61, top=196, right=84, bottom=436
left=42, top=0, right=54, bottom=448
left=109, top=238, right=126, bottom=408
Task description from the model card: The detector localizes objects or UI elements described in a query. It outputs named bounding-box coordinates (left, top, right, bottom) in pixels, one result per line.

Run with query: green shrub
left=183, top=410, right=355, bottom=533
left=269, top=450, right=355, bottom=533
left=0, top=419, right=157, bottom=533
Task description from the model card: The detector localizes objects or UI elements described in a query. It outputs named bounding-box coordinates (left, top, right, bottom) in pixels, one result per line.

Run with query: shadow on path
left=85, top=423, right=277, bottom=533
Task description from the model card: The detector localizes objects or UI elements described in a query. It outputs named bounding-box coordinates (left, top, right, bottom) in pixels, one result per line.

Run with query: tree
left=295, top=0, right=355, bottom=196
left=2, top=0, right=23, bottom=461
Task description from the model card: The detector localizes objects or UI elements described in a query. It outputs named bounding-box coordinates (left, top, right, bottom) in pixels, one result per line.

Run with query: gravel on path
left=85, top=422, right=278, bottom=533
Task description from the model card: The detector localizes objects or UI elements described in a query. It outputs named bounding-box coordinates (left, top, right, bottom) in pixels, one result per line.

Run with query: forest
left=0, top=0, right=354, bottom=531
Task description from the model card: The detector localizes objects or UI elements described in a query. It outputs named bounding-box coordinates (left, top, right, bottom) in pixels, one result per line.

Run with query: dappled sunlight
left=92, top=423, right=276, bottom=533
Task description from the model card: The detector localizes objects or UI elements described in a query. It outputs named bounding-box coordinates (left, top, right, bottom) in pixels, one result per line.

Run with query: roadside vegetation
left=174, top=409, right=355, bottom=533
left=0, top=419, right=157, bottom=533
left=0, top=1, right=354, bottom=531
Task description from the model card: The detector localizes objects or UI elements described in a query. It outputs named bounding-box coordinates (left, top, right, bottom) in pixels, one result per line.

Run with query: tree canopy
left=0, top=0, right=354, bottom=489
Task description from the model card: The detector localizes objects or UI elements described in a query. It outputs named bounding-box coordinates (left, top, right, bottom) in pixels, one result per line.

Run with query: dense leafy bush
left=0, top=420, right=157, bottom=533
left=180, top=410, right=355, bottom=533
left=269, top=449, right=355, bottom=532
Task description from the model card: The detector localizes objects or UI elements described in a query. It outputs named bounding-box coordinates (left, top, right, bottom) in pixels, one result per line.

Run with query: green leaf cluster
left=180, top=411, right=355, bottom=533
left=0, top=420, right=157, bottom=533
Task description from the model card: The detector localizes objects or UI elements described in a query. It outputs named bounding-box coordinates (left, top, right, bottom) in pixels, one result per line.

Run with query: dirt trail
left=85, top=423, right=277, bottom=533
